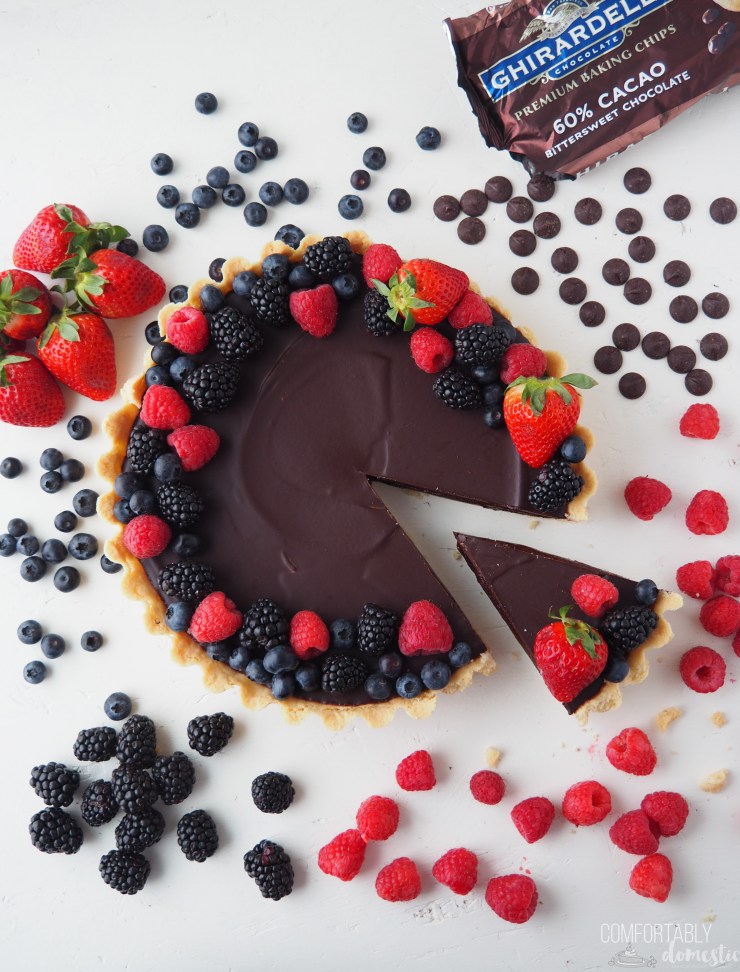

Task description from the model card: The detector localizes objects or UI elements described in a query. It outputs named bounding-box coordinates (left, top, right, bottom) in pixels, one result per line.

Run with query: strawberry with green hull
left=53, top=249, right=166, bottom=319
left=0, top=353, right=65, bottom=427
left=0, top=269, right=52, bottom=341
left=37, top=310, right=116, bottom=401
left=533, top=606, right=608, bottom=703
left=13, top=204, right=91, bottom=273
left=373, top=258, right=468, bottom=329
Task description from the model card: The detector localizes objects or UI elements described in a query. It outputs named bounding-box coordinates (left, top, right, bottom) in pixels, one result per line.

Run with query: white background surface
left=0, top=1, right=738, bottom=970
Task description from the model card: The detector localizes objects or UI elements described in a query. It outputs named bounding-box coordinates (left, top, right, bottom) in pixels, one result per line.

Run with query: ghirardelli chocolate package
left=445, top=0, right=740, bottom=176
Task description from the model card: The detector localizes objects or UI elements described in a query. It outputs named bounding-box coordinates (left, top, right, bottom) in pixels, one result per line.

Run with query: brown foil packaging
left=445, top=0, right=740, bottom=177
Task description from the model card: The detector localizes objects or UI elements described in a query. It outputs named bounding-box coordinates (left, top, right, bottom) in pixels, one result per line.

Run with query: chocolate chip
left=619, top=372, right=646, bottom=400
left=506, top=196, right=534, bottom=223
left=574, top=197, right=602, bottom=225
left=709, top=197, right=737, bottom=225
left=700, top=333, right=728, bottom=361
left=580, top=301, right=605, bottom=327
left=559, top=277, right=587, bottom=305
left=527, top=173, right=555, bottom=202
left=669, top=295, right=698, bottom=323
left=685, top=369, right=713, bottom=396
left=642, top=332, right=670, bottom=360
left=628, top=236, right=656, bottom=264
left=551, top=246, right=579, bottom=274
left=457, top=216, right=486, bottom=245
left=623, top=167, right=652, bottom=194
left=703, top=8, right=720, bottom=24
left=664, top=194, right=691, bottom=221
left=613, top=323, right=641, bottom=351
left=616, top=208, right=643, bottom=235
left=533, top=212, right=560, bottom=239
left=433, top=195, right=460, bottom=221
left=624, top=278, right=652, bottom=305
left=602, top=258, right=631, bottom=286
left=708, top=33, right=727, bottom=54
left=485, top=176, right=512, bottom=203
left=511, top=267, right=539, bottom=295
left=594, top=346, right=622, bottom=374
left=509, top=230, right=536, bottom=257
left=702, top=291, right=730, bottom=319
left=663, top=260, right=691, bottom=287
left=667, top=346, right=696, bottom=374
left=460, top=189, right=488, bottom=217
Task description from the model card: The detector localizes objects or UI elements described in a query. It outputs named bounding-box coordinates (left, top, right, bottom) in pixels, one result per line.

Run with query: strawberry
left=37, top=310, right=116, bottom=401
left=361, top=243, right=402, bottom=288
left=503, top=373, right=596, bottom=468
left=13, top=204, right=91, bottom=273
left=0, top=270, right=52, bottom=340
left=373, top=258, right=468, bottom=328
left=289, top=284, right=338, bottom=338
left=533, top=606, right=607, bottom=703
left=0, top=353, right=65, bottom=427
left=55, top=249, right=165, bottom=319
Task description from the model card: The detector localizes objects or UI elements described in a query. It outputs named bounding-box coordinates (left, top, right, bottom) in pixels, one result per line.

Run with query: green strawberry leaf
left=560, top=372, right=597, bottom=390
left=9, top=301, right=41, bottom=316
left=38, top=311, right=80, bottom=350
left=371, top=278, right=391, bottom=297
left=0, top=276, right=13, bottom=300
left=10, top=286, right=42, bottom=303
left=549, top=605, right=603, bottom=660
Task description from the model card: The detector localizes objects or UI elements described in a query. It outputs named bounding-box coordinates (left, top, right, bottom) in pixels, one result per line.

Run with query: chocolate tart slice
left=456, top=534, right=682, bottom=720
left=99, top=231, right=596, bottom=728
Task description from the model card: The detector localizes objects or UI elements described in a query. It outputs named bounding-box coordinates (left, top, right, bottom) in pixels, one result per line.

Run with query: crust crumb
left=711, top=711, right=727, bottom=728
left=528, top=519, right=539, bottom=530
left=700, top=769, right=729, bottom=793
left=485, top=747, right=502, bottom=768
left=655, top=706, right=682, bottom=732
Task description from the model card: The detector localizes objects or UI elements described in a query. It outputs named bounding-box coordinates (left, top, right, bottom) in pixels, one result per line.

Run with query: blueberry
left=350, top=169, right=371, bottom=191
left=17, top=535, right=39, bottom=556
left=165, top=600, right=194, bottom=632
left=144, top=321, right=164, bottom=346
left=173, top=533, right=202, bottom=558
left=128, top=491, right=157, bottom=518
left=23, top=661, right=47, bottom=684
left=228, top=643, right=251, bottom=673
left=283, top=178, right=309, bottom=205
left=396, top=672, right=422, bottom=699
left=338, top=194, right=363, bottom=220
left=205, top=641, right=231, bottom=663
left=275, top=224, right=304, bottom=250
left=416, top=126, right=442, bottom=150
left=144, top=365, right=171, bottom=390
left=243, top=202, right=267, bottom=227
left=169, top=285, right=188, bottom=304
left=68, top=532, right=99, bottom=560
left=246, top=658, right=272, bottom=685
left=175, top=202, right=201, bottom=229
left=388, top=188, right=411, bottom=213
left=194, top=91, right=217, bottom=114
left=41, top=633, right=65, bottom=659
left=40, top=471, right=63, bottom=493
left=259, top=181, right=283, bottom=207
left=17, top=619, right=42, bottom=644
left=100, top=554, right=122, bottom=574
left=153, top=453, right=182, bottom=484
left=378, top=652, right=404, bottom=678
left=233, top=271, right=260, bottom=297
left=234, top=150, right=257, bottom=174
left=53, top=510, right=77, bottom=533
left=41, top=538, right=67, bottom=563
left=81, top=630, right=103, bottom=652
left=482, top=381, right=505, bottom=404
left=483, top=406, right=504, bottom=429
left=238, top=122, right=259, bottom=147
left=262, top=254, right=290, bottom=281
left=206, top=166, right=230, bottom=190
left=329, top=618, right=356, bottom=651
left=40, top=448, right=63, bottom=471
left=193, top=184, right=217, bottom=209
left=364, top=673, right=393, bottom=701
left=263, top=645, right=299, bottom=674
left=271, top=672, right=296, bottom=699
left=54, top=566, right=80, bottom=592
left=222, top=184, right=246, bottom=207
left=1, top=457, right=22, bottom=478
left=448, top=642, right=472, bottom=668
left=104, top=691, right=132, bottom=721
left=67, top=418, right=92, bottom=445
left=295, top=662, right=320, bottom=692
left=471, top=364, right=498, bottom=385
left=116, top=238, right=139, bottom=257
left=347, top=112, right=368, bottom=134
left=0, top=534, right=17, bottom=556
left=209, top=257, right=226, bottom=282
left=151, top=342, right=179, bottom=367
left=114, top=472, right=143, bottom=500
left=151, top=153, right=173, bottom=175
left=559, top=435, right=587, bottom=464
left=254, top=137, right=278, bottom=161
left=59, top=458, right=85, bottom=483
left=331, top=273, right=360, bottom=301
left=421, top=659, right=451, bottom=690
left=143, top=225, right=169, bottom=252
left=8, top=517, right=28, bottom=537
left=113, top=499, right=134, bottom=524
left=603, top=655, right=630, bottom=683
left=20, top=556, right=46, bottom=582
left=156, top=185, right=180, bottom=209
left=635, top=579, right=659, bottom=606
left=169, top=356, right=198, bottom=384
left=200, top=284, right=225, bottom=313
left=73, top=489, right=98, bottom=517
left=362, top=146, right=386, bottom=171
left=288, top=263, right=315, bottom=290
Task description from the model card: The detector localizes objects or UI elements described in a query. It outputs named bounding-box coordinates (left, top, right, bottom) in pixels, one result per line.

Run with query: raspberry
left=679, top=403, right=719, bottom=440
left=140, top=385, right=191, bottom=431
left=356, top=796, right=399, bottom=842
left=676, top=560, right=716, bottom=600
left=469, top=770, right=505, bottom=805
left=375, top=857, right=421, bottom=902
left=397, top=600, right=453, bottom=657
left=362, top=243, right=402, bottom=288
left=122, top=514, right=171, bottom=559
left=318, top=829, right=366, bottom=881
left=485, top=874, right=538, bottom=924
left=189, top=591, right=243, bottom=643
left=511, top=797, right=555, bottom=843
left=499, top=343, right=548, bottom=385
left=629, top=853, right=673, bottom=903
left=699, top=595, right=740, bottom=637
left=624, top=476, right=672, bottom=521
left=605, top=727, right=657, bottom=776
left=410, top=328, right=454, bottom=374
left=447, top=289, right=493, bottom=329
left=686, top=490, right=729, bottom=536
left=609, top=810, right=660, bottom=855
left=715, top=556, right=740, bottom=597
left=679, top=645, right=726, bottom=693
left=289, top=284, right=338, bottom=338
left=395, top=750, right=436, bottom=791
left=641, top=791, right=689, bottom=837
left=734, top=629, right=740, bottom=659
left=562, top=780, right=611, bottom=826
left=289, top=610, right=330, bottom=660
left=166, top=306, right=209, bottom=354
left=167, top=425, right=220, bottom=472
left=570, top=574, right=619, bottom=618
left=432, top=848, right=478, bottom=895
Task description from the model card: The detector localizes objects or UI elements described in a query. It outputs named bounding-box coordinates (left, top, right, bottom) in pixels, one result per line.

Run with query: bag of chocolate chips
left=445, top=0, right=740, bottom=176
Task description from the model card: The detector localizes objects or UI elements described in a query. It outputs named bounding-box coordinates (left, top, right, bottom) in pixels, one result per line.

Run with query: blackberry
left=364, top=289, right=397, bottom=337
left=208, top=306, right=263, bottom=361
left=251, top=772, right=295, bottom=813
left=432, top=369, right=482, bottom=409
left=126, top=425, right=167, bottom=474
left=73, top=726, right=117, bottom=762
left=152, top=751, right=195, bottom=805
left=115, top=809, right=165, bottom=852
left=177, top=809, right=219, bottom=862
left=527, top=461, right=584, bottom=513
left=187, top=712, right=234, bottom=757
left=115, top=714, right=157, bottom=768
left=250, top=277, right=290, bottom=327
left=321, top=653, right=369, bottom=693
left=99, top=849, right=150, bottom=895
left=30, top=762, right=80, bottom=807
left=454, top=323, right=511, bottom=365
left=111, top=765, right=159, bottom=814
left=303, top=236, right=352, bottom=281
left=183, top=362, right=240, bottom=412
left=158, top=562, right=216, bottom=603
left=244, top=839, right=294, bottom=900
left=238, top=597, right=289, bottom=652
left=357, top=603, right=399, bottom=657
left=156, top=482, right=205, bottom=528
left=600, top=605, right=658, bottom=655
left=30, top=808, right=83, bottom=854
left=80, top=780, right=118, bottom=827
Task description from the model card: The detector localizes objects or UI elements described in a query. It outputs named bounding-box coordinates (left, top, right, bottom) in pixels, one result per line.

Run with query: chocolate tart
left=99, top=231, right=596, bottom=728
left=456, top=535, right=682, bottom=721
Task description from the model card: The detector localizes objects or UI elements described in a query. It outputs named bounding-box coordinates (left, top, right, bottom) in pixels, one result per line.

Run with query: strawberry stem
left=372, top=272, right=433, bottom=331
left=548, top=605, right=603, bottom=660
left=506, top=373, right=597, bottom=416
